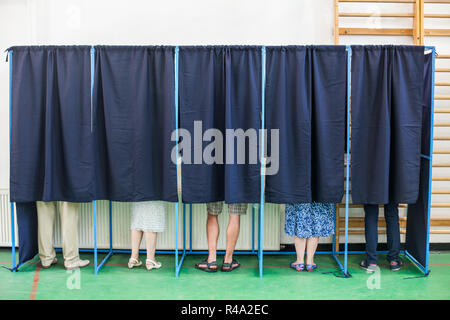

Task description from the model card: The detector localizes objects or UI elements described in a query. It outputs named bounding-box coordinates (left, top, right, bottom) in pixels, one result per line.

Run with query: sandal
left=128, top=257, right=142, bottom=269
left=221, top=259, right=240, bottom=272
left=290, top=262, right=305, bottom=272
left=145, top=258, right=162, bottom=271
left=195, top=259, right=218, bottom=272
left=306, top=264, right=317, bottom=272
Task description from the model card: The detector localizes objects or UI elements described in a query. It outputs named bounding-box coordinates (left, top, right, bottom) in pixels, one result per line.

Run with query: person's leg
left=364, top=204, right=379, bottom=265
left=206, top=214, right=220, bottom=264
left=384, top=202, right=400, bottom=263
left=306, top=236, right=319, bottom=266
left=196, top=202, right=222, bottom=271
left=130, top=229, right=143, bottom=260
left=293, top=236, right=306, bottom=264
left=144, top=232, right=158, bottom=261
left=286, top=204, right=310, bottom=271
left=144, top=231, right=161, bottom=270
left=224, top=214, right=240, bottom=265
left=223, top=204, right=247, bottom=270
left=36, top=201, right=57, bottom=267
left=59, top=202, right=88, bottom=269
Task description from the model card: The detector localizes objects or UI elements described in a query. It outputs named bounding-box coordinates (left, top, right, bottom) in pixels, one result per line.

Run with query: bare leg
left=293, top=236, right=306, bottom=264
left=144, top=232, right=158, bottom=261
left=206, top=214, right=219, bottom=267
left=224, top=214, right=240, bottom=266
left=130, top=229, right=143, bottom=260
left=306, top=236, right=319, bottom=265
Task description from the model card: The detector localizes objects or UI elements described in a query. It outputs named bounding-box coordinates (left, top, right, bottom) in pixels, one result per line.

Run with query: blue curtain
left=265, top=46, right=347, bottom=204
left=10, top=46, right=94, bottom=202
left=93, top=46, right=177, bottom=202
left=351, top=45, right=424, bottom=204
left=405, top=50, right=433, bottom=269
left=9, top=46, right=92, bottom=268
left=179, top=46, right=261, bottom=204
left=15, top=202, right=38, bottom=268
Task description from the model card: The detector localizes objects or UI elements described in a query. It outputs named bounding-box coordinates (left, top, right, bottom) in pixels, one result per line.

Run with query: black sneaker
left=359, top=259, right=377, bottom=272
left=389, top=260, right=403, bottom=271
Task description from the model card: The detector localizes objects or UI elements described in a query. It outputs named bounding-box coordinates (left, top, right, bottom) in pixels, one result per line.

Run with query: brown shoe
left=40, top=257, right=57, bottom=269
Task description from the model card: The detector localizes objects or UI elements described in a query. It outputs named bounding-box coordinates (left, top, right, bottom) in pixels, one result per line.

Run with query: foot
left=290, top=261, right=305, bottom=272
left=128, top=257, right=142, bottom=269
left=221, top=259, right=240, bottom=272
left=389, top=260, right=403, bottom=271
left=40, top=257, right=57, bottom=269
left=65, top=259, right=90, bottom=270
left=145, top=258, right=162, bottom=271
left=195, top=259, right=218, bottom=272
left=359, top=259, right=377, bottom=272
left=306, top=264, right=318, bottom=272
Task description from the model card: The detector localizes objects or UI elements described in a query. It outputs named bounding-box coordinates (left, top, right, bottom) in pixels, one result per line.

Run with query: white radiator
left=0, top=189, right=280, bottom=250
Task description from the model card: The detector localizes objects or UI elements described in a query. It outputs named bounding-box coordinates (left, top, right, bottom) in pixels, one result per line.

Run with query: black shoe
left=359, top=259, right=377, bottom=272
left=389, top=260, right=403, bottom=271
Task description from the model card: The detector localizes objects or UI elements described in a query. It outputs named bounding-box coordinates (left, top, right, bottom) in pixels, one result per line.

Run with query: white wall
left=0, top=1, right=449, bottom=244
left=0, top=0, right=335, bottom=191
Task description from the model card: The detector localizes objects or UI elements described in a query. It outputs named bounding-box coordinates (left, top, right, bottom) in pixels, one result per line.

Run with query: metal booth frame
left=8, top=45, right=435, bottom=278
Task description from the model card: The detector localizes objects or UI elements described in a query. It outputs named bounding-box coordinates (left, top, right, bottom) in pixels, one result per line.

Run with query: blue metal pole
left=405, top=250, right=427, bottom=274
left=189, top=204, right=193, bottom=253
left=10, top=203, right=15, bottom=272
left=344, top=45, right=352, bottom=277
left=109, top=201, right=113, bottom=252
left=332, top=205, right=336, bottom=255
left=175, top=202, right=179, bottom=277
left=90, top=46, right=95, bottom=132
left=174, top=46, right=180, bottom=278
left=258, top=46, right=266, bottom=278
left=93, top=200, right=98, bottom=275
left=90, top=46, right=98, bottom=275
left=8, top=49, right=16, bottom=272
left=183, top=203, right=186, bottom=254
left=425, top=46, right=436, bottom=275
left=252, top=205, right=255, bottom=253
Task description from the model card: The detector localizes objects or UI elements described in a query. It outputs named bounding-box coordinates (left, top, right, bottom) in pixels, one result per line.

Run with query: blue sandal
left=290, top=262, right=305, bottom=272
left=306, top=264, right=317, bottom=272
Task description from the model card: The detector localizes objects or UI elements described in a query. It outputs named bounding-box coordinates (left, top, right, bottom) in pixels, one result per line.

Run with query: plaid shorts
left=206, top=202, right=248, bottom=215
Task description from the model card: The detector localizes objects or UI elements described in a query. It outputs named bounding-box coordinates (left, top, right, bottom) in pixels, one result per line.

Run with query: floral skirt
left=284, top=203, right=335, bottom=238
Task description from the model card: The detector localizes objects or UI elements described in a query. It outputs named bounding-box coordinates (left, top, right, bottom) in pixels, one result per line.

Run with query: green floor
left=0, top=249, right=449, bottom=300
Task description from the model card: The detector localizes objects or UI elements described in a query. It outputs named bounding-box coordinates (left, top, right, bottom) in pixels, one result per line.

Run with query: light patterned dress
left=130, top=201, right=166, bottom=233
left=284, top=203, right=335, bottom=238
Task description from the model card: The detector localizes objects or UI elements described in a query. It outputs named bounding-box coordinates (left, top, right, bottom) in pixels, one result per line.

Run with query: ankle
left=130, top=254, right=139, bottom=261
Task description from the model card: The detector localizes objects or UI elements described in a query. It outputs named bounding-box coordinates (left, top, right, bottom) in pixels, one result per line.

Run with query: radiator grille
left=0, top=191, right=281, bottom=251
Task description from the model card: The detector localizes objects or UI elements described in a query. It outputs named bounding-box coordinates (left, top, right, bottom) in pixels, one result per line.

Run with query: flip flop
left=195, top=259, right=218, bottom=272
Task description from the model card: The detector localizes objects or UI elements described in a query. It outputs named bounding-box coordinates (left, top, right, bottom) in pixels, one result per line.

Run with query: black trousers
left=364, top=202, right=401, bottom=264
